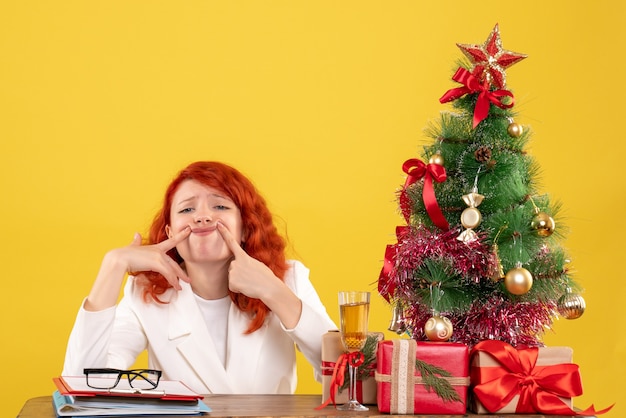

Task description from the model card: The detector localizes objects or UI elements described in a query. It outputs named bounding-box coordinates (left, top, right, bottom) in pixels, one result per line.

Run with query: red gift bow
left=399, top=158, right=449, bottom=231
left=471, top=340, right=613, bottom=416
left=316, top=351, right=365, bottom=409
left=439, top=67, right=515, bottom=128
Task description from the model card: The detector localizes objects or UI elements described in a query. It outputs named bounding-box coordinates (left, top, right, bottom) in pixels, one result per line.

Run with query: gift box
left=375, top=339, right=469, bottom=414
left=470, top=340, right=580, bottom=415
left=321, top=331, right=383, bottom=406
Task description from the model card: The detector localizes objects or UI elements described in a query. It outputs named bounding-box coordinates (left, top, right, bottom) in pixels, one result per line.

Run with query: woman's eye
left=179, top=207, right=194, bottom=214
left=215, top=205, right=230, bottom=211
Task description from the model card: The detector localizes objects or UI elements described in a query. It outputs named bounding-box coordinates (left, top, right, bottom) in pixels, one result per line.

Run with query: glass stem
left=349, top=364, right=357, bottom=402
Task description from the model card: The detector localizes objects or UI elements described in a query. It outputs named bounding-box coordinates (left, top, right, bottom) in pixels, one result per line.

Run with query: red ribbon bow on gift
left=471, top=340, right=613, bottom=416
left=439, top=67, right=515, bottom=128
left=316, top=351, right=365, bottom=409
left=399, top=158, right=449, bottom=231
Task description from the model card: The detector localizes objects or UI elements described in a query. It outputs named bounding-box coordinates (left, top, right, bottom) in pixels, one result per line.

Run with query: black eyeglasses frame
left=83, top=368, right=162, bottom=390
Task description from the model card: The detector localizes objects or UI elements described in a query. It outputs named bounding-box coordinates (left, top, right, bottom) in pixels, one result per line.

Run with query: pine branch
left=356, top=334, right=378, bottom=380
left=414, top=358, right=462, bottom=403
left=413, top=258, right=475, bottom=312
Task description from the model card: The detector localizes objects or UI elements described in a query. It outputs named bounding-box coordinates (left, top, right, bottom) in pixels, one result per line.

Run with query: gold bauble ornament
left=429, top=152, right=444, bottom=166
left=557, top=289, right=586, bottom=320
left=507, top=122, right=523, bottom=138
left=504, top=265, right=533, bottom=295
left=424, top=315, right=453, bottom=342
left=531, top=211, right=555, bottom=237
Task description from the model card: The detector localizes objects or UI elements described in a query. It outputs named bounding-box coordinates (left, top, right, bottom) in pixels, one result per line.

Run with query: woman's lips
left=191, top=226, right=216, bottom=235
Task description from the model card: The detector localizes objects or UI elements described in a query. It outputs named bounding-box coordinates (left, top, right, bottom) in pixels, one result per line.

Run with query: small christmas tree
left=378, top=24, right=586, bottom=348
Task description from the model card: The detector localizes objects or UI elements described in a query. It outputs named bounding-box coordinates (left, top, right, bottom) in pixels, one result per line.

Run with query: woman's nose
left=194, top=214, right=212, bottom=223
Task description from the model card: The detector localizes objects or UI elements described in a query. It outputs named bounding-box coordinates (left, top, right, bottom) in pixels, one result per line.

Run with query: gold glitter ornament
left=429, top=152, right=444, bottom=166
left=557, top=288, right=586, bottom=320
left=531, top=211, right=555, bottom=237
left=424, top=315, right=453, bottom=342
left=507, top=122, right=523, bottom=138
left=504, top=263, right=533, bottom=295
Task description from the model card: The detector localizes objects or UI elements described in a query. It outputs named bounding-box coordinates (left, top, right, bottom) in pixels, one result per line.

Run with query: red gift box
left=470, top=340, right=613, bottom=416
left=375, top=339, right=469, bottom=414
left=321, top=331, right=383, bottom=406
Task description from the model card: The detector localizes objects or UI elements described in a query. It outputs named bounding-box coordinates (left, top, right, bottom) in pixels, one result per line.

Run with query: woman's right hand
left=84, top=226, right=192, bottom=311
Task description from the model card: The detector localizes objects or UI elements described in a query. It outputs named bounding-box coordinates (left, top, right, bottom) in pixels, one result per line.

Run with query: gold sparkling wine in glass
left=337, top=291, right=370, bottom=411
left=340, top=301, right=369, bottom=351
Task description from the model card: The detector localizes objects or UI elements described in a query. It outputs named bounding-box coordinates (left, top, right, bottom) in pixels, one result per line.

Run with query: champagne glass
left=337, top=291, right=370, bottom=411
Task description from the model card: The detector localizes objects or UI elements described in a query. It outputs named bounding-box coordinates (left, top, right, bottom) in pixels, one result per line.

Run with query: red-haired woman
left=62, top=161, right=337, bottom=394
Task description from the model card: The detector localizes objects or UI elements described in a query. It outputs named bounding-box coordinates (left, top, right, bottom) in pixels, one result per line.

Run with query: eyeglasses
left=84, top=368, right=162, bottom=390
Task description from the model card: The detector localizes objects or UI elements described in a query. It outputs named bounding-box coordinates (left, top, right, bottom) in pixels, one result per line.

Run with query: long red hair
left=137, top=161, right=288, bottom=334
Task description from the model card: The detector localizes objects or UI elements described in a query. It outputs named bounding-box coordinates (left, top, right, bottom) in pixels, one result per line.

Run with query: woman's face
left=167, top=179, right=244, bottom=264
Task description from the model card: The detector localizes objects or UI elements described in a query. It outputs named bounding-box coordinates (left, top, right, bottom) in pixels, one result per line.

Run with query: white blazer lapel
left=168, top=284, right=235, bottom=393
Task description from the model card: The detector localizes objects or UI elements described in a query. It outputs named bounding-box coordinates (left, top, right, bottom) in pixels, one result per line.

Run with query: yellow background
left=1, top=1, right=624, bottom=416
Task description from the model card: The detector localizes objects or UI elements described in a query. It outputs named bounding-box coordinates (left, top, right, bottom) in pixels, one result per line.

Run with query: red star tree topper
left=456, top=24, right=527, bottom=89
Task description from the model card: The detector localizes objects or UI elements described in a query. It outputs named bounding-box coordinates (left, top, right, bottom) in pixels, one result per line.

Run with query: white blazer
left=63, top=260, right=337, bottom=394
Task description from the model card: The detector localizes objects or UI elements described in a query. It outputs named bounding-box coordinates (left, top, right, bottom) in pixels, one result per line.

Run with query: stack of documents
left=53, top=376, right=210, bottom=416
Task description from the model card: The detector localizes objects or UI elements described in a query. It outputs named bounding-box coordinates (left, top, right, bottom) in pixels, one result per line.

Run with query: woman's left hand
left=216, top=221, right=278, bottom=299
left=216, top=221, right=302, bottom=328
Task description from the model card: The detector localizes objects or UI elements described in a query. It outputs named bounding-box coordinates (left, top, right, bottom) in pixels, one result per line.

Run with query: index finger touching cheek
left=216, top=221, right=245, bottom=257
left=159, top=225, right=191, bottom=251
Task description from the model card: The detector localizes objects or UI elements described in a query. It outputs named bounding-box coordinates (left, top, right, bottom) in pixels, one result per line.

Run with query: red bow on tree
left=399, top=158, right=449, bottom=231
left=439, top=67, right=515, bottom=128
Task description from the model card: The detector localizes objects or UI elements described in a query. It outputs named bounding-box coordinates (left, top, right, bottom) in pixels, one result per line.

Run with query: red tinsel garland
left=392, top=225, right=492, bottom=294
left=380, top=224, right=558, bottom=348
left=404, top=296, right=555, bottom=349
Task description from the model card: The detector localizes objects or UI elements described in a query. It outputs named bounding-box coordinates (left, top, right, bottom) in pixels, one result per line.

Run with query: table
left=17, top=394, right=594, bottom=417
